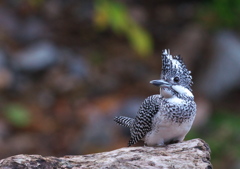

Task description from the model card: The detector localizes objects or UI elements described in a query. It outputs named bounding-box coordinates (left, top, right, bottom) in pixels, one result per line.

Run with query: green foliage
left=94, top=0, right=153, bottom=56
left=4, top=104, right=31, bottom=128
left=198, top=0, right=240, bottom=30
left=206, top=110, right=240, bottom=158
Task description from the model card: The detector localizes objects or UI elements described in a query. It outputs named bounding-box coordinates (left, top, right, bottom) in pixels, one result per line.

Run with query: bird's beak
left=150, top=79, right=171, bottom=88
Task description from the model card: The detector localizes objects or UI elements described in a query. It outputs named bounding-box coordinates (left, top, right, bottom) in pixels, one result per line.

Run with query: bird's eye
left=174, top=77, right=179, bottom=82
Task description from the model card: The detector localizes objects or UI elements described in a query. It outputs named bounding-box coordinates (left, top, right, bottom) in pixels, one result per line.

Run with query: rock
left=13, top=41, right=59, bottom=72
left=0, top=139, right=212, bottom=169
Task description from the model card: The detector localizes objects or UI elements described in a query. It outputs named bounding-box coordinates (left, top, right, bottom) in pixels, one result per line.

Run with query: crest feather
left=161, top=49, right=193, bottom=90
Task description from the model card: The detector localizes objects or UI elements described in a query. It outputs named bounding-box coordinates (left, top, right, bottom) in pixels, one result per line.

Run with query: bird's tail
left=114, top=116, right=134, bottom=128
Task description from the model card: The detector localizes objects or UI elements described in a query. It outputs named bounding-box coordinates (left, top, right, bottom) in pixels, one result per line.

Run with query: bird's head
left=150, top=49, right=193, bottom=99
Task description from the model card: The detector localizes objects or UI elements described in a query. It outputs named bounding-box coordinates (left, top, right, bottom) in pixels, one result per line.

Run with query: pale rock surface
left=0, top=138, right=212, bottom=169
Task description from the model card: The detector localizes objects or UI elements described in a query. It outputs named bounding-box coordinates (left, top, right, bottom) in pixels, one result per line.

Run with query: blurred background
left=0, top=0, right=239, bottom=168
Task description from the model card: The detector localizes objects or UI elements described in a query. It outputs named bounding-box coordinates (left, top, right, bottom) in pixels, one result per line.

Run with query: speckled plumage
left=114, top=49, right=196, bottom=146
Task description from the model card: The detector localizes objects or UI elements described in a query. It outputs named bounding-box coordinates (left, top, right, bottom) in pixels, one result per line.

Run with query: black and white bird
left=114, top=49, right=196, bottom=146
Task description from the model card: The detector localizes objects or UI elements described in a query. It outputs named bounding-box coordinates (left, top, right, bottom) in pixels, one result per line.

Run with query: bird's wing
left=128, top=95, right=161, bottom=146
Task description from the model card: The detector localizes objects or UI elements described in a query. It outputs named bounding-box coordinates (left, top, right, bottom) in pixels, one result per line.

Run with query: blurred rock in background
left=197, top=31, right=240, bottom=101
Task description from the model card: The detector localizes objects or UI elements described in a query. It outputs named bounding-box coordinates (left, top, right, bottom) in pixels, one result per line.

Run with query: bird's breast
left=144, top=119, right=193, bottom=146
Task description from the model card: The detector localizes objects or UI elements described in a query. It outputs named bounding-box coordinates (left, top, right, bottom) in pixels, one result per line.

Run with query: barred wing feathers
left=128, top=95, right=160, bottom=146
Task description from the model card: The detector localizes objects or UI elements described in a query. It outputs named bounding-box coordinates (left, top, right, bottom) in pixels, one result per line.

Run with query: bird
left=114, top=49, right=196, bottom=147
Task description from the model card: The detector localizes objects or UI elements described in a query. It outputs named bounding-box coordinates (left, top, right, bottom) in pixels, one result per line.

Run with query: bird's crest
left=161, top=49, right=193, bottom=90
